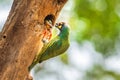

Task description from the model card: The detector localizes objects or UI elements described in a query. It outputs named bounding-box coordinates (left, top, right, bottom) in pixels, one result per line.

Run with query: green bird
left=29, top=22, right=70, bottom=71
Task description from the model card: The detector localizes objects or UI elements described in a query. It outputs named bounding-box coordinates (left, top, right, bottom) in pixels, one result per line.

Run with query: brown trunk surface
left=0, top=0, right=67, bottom=80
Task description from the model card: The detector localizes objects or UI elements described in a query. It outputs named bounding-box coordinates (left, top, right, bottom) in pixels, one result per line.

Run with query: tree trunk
left=0, top=0, right=67, bottom=80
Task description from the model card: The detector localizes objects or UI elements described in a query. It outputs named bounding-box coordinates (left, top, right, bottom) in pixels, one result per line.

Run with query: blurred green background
left=0, top=0, right=120, bottom=80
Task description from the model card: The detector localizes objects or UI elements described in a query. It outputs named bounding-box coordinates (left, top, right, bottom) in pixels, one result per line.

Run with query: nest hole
left=57, top=0, right=67, bottom=4
left=44, top=14, right=55, bottom=25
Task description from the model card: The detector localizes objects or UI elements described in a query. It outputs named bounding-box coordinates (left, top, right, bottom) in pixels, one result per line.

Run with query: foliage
left=69, top=0, right=120, bottom=80
left=70, top=0, right=120, bottom=56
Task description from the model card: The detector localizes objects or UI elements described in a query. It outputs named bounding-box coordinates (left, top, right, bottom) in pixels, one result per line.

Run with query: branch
left=0, top=0, right=67, bottom=80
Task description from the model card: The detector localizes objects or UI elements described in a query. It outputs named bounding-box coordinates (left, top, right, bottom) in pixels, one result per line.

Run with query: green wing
left=28, top=36, right=60, bottom=71
left=39, top=36, right=62, bottom=62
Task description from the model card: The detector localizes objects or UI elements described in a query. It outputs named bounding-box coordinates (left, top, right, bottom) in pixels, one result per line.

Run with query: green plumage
left=29, top=22, right=70, bottom=71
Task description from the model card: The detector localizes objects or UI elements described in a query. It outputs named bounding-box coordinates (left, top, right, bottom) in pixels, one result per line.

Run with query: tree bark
left=0, top=0, right=67, bottom=80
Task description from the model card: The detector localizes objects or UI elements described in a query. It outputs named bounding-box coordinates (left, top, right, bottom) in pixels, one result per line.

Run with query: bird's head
left=55, top=22, right=69, bottom=31
left=45, top=20, right=53, bottom=29
left=55, top=22, right=70, bottom=37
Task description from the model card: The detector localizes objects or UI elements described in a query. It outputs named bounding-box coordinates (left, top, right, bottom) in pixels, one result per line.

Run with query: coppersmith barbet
left=29, top=22, right=70, bottom=71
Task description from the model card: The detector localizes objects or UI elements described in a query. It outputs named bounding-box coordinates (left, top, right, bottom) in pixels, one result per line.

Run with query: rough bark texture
left=0, top=0, right=67, bottom=80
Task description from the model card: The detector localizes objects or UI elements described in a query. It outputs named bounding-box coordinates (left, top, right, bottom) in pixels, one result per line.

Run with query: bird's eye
left=59, top=22, right=62, bottom=25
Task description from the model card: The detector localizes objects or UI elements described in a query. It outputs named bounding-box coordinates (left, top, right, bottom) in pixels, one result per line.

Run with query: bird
left=29, top=22, right=70, bottom=71
left=42, top=20, right=53, bottom=43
